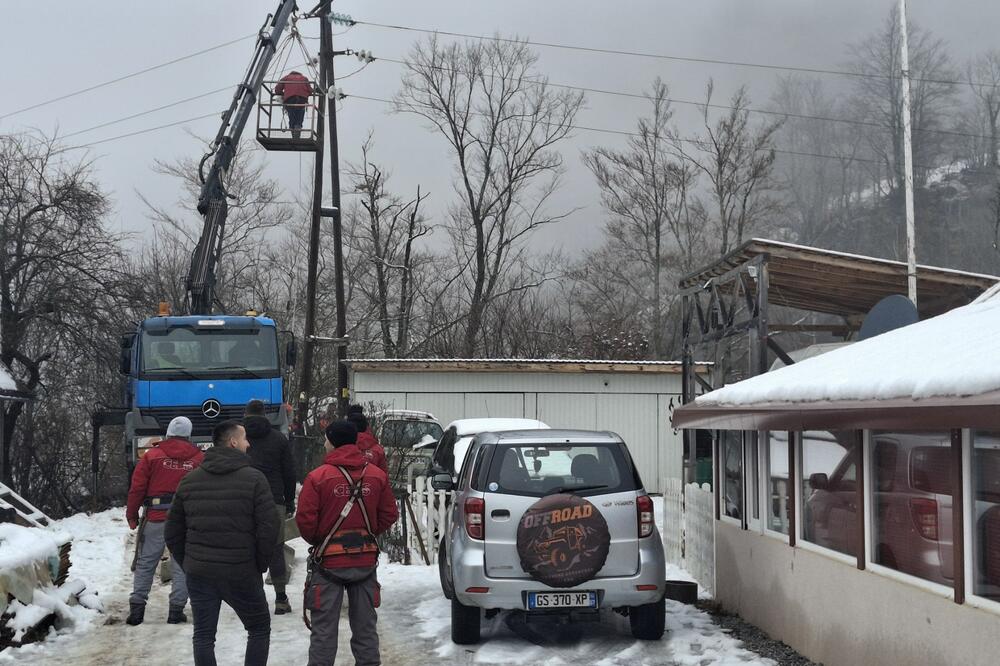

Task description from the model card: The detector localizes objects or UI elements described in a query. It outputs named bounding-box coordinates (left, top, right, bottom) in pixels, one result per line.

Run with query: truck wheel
left=439, top=540, right=454, bottom=600
left=629, top=597, right=665, bottom=640
left=451, top=597, right=481, bottom=645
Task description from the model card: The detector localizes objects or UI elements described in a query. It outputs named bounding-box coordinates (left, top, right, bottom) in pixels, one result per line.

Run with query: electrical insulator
left=355, top=49, right=375, bottom=63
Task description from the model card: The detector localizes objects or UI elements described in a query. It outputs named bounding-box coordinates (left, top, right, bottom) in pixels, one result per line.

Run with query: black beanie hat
left=325, top=420, right=357, bottom=447
left=347, top=404, right=364, bottom=416
left=346, top=411, right=368, bottom=433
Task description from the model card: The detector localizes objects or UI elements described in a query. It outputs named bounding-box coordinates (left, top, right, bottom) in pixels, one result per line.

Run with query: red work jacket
left=127, top=438, right=204, bottom=523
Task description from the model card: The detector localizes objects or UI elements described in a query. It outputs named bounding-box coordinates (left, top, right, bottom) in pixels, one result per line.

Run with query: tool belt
left=143, top=494, right=174, bottom=512
left=319, top=529, right=379, bottom=558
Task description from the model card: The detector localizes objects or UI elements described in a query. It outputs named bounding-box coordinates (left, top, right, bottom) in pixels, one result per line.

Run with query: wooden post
left=855, top=430, right=866, bottom=570
left=951, top=428, right=965, bottom=604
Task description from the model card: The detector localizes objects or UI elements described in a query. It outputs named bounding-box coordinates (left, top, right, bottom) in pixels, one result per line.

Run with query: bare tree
left=0, top=132, right=125, bottom=504
left=138, top=140, right=293, bottom=314
left=347, top=135, right=432, bottom=358
left=584, top=79, right=702, bottom=358
left=675, top=81, right=782, bottom=256
left=848, top=6, right=958, bottom=190
left=395, top=34, right=584, bottom=356
left=968, top=51, right=1000, bottom=168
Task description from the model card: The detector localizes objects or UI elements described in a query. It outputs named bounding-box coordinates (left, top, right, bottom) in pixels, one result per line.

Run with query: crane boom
left=186, top=0, right=298, bottom=314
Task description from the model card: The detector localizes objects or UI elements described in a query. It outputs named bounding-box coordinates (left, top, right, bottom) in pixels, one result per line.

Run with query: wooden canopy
left=679, top=238, right=998, bottom=318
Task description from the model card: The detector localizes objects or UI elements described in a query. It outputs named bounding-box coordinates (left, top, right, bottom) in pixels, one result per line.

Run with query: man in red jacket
left=297, top=421, right=398, bottom=665
left=126, top=416, right=204, bottom=626
left=347, top=405, right=389, bottom=475
left=274, top=70, right=311, bottom=138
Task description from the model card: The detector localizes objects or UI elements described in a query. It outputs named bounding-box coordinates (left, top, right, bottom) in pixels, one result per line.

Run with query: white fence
left=406, top=475, right=449, bottom=564
left=661, top=477, right=715, bottom=595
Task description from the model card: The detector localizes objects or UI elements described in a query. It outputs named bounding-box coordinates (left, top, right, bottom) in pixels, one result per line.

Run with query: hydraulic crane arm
left=186, top=0, right=298, bottom=314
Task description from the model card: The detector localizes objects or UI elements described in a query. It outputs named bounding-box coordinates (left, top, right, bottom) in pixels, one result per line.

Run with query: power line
left=356, top=19, right=992, bottom=89
left=75, top=113, right=220, bottom=148
left=0, top=33, right=256, bottom=121
left=347, top=93, right=940, bottom=170
left=61, top=87, right=232, bottom=139
left=376, top=56, right=992, bottom=143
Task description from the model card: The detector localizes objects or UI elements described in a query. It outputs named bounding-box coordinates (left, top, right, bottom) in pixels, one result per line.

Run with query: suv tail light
left=909, top=498, right=939, bottom=541
left=637, top=495, right=654, bottom=538
left=465, top=497, right=485, bottom=540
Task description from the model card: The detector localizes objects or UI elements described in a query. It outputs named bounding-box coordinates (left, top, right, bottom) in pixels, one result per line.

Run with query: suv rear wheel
left=451, top=597, right=481, bottom=644
left=629, top=597, right=665, bottom=640
left=438, top=540, right=454, bottom=599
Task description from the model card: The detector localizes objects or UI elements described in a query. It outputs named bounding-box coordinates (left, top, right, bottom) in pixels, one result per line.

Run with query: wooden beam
left=855, top=430, right=866, bottom=570
left=345, top=360, right=712, bottom=374
left=788, top=430, right=797, bottom=547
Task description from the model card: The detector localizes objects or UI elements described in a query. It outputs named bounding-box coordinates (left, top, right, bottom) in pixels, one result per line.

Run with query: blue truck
left=114, top=0, right=302, bottom=465
left=119, top=311, right=294, bottom=463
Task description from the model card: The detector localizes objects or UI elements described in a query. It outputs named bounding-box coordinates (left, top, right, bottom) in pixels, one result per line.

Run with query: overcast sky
left=4, top=1, right=1000, bottom=253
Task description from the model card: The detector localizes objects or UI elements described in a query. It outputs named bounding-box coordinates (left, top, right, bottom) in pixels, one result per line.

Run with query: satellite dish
left=858, top=294, right=918, bottom=341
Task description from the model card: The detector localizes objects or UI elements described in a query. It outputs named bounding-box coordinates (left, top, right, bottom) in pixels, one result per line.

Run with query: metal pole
left=321, top=11, right=350, bottom=418
left=294, top=30, right=328, bottom=429
left=899, top=0, right=918, bottom=307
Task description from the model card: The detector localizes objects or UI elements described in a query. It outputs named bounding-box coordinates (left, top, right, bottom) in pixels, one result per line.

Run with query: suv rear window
left=485, top=443, right=638, bottom=497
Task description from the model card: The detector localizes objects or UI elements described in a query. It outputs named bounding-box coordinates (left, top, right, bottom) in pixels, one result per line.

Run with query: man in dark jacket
left=244, top=399, right=296, bottom=615
left=297, top=420, right=398, bottom=666
left=126, top=416, right=204, bottom=626
left=165, top=420, right=279, bottom=666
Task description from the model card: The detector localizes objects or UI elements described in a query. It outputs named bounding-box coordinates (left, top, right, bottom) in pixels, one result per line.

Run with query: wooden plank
left=347, top=360, right=712, bottom=374
left=951, top=428, right=965, bottom=605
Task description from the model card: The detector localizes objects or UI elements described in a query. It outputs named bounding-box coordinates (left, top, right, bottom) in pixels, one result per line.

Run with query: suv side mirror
left=431, top=473, right=454, bottom=491
left=809, top=472, right=829, bottom=491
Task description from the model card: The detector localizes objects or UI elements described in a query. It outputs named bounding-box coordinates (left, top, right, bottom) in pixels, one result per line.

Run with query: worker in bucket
left=125, top=415, right=204, bottom=626
left=274, top=70, right=311, bottom=139
left=296, top=420, right=398, bottom=665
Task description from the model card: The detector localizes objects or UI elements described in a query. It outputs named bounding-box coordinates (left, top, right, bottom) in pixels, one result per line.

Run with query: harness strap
left=310, top=463, right=369, bottom=565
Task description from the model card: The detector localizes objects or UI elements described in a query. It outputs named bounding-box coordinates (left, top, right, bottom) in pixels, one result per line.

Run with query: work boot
left=167, top=605, right=187, bottom=624
left=125, top=602, right=145, bottom=626
left=274, top=593, right=292, bottom=615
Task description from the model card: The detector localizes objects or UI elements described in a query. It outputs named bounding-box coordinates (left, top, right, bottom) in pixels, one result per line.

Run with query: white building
left=346, top=359, right=709, bottom=493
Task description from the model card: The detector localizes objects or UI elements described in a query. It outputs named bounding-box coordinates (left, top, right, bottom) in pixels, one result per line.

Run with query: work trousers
left=130, top=520, right=188, bottom=609
left=305, top=566, right=380, bottom=666
left=284, top=96, right=307, bottom=129
left=268, top=505, right=288, bottom=589
left=188, top=573, right=270, bottom=666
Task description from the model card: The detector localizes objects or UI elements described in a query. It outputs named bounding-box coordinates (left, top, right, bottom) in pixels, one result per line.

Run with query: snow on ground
left=1, top=507, right=772, bottom=665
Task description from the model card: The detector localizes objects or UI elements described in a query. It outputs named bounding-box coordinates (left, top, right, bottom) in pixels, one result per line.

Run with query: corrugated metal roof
left=679, top=237, right=998, bottom=318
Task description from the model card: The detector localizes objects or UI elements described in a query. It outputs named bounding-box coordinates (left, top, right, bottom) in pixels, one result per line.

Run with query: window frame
left=797, top=430, right=862, bottom=560
left=762, top=430, right=791, bottom=542
left=718, top=430, right=745, bottom=529
left=965, top=429, right=1000, bottom=614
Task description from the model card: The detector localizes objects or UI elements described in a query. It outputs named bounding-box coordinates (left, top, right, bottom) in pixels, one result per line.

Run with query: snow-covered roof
left=346, top=358, right=710, bottom=374
left=673, top=287, right=1000, bottom=432
left=696, top=289, right=1000, bottom=408
left=448, top=418, right=550, bottom=436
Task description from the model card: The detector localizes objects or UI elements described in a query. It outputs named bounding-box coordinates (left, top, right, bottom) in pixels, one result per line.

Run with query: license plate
left=527, top=591, right=597, bottom=610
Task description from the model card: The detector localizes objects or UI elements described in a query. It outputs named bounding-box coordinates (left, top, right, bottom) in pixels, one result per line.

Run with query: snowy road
left=1, top=510, right=773, bottom=665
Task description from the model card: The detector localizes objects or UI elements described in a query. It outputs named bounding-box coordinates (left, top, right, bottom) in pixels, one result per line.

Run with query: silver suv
left=433, top=429, right=666, bottom=644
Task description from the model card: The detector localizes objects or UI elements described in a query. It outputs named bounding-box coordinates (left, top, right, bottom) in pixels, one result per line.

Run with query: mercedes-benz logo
left=202, top=399, right=222, bottom=419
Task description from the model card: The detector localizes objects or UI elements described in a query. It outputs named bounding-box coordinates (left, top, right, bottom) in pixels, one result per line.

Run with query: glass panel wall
left=871, top=432, right=954, bottom=585
left=767, top=432, right=790, bottom=534
left=800, top=431, right=859, bottom=556
left=721, top=431, right=743, bottom=521
left=971, top=431, right=1000, bottom=602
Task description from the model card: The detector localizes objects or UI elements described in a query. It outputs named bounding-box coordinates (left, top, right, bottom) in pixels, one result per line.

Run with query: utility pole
left=899, top=0, right=918, bottom=308
left=294, top=9, right=329, bottom=429
left=321, top=11, right=351, bottom=418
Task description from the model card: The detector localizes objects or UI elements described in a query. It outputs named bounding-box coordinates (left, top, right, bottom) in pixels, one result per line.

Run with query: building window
left=871, top=432, right=954, bottom=585
left=748, top=432, right=760, bottom=522
left=972, top=431, right=1000, bottom=602
left=767, top=432, right=790, bottom=534
left=721, top=431, right=743, bottom=521
left=801, top=431, right=858, bottom=556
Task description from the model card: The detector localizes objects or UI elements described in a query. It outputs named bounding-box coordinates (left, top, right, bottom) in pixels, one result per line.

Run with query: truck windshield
left=140, top=327, right=279, bottom=377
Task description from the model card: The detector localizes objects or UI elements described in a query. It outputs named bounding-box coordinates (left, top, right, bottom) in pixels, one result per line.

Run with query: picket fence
left=406, top=474, right=449, bottom=564
left=662, top=477, right=715, bottom=595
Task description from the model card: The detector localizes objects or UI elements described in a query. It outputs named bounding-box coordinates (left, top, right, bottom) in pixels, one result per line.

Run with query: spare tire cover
left=516, top=493, right=610, bottom=588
